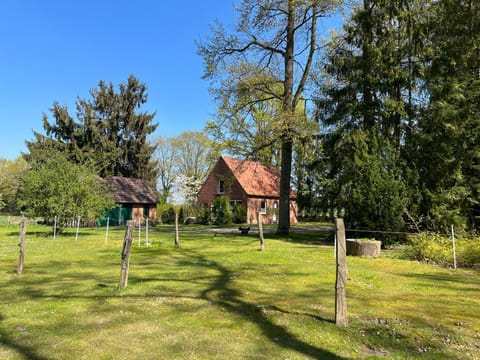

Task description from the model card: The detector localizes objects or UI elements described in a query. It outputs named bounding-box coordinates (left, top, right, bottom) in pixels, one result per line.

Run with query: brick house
left=105, top=176, right=159, bottom=225
left=197, top=156, right=298, bottom=224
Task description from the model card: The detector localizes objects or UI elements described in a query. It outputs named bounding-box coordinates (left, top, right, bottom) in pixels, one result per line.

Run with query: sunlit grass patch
left=0, top=223, right=479, bottom=359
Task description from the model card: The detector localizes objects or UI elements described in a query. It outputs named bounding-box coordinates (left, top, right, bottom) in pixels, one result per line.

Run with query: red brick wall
left=247, top=197, right=298, bottom=225
left=197, top=158, right=247, bottom=206
left=198, top=157, right=298, bottom=224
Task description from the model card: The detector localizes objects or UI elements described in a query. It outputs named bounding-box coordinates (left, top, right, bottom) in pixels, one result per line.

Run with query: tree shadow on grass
left=187, top=251, right=345, bottom=359
left=0, top=313, right=49, bottom=360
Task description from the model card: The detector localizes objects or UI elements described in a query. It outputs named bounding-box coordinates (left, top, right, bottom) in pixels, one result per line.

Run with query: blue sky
left=0, top=1, right=343, bottom=160
left=0, top=0, right=237, bottom=159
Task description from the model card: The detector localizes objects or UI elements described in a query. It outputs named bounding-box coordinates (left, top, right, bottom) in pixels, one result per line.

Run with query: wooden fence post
left=17, top=219, right=27, bottom=275
left=119, top=221, right=134, bottom=289
left=174, top=212, right=180, bottom=248
left=335, top=218, right=348, bottom=327
left=258, top=211, right=265, bottom=251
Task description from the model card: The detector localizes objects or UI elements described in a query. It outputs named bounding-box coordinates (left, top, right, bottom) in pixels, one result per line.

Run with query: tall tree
left=152, top=136, right=178, bottom=203
left=25, top=75, right=158, bottom=183
left=171, top=131, right=219, bottom=206
left=315, top=0, right=428, bottom=233
left=199, top=0, right=343, bottom=233
left=417, top=0, right=480, bottom=231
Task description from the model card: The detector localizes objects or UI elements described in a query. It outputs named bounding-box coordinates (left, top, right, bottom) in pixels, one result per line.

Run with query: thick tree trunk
left=277, top=139, right=293, bottom=234
left=277, top=0, right=295, bottom=235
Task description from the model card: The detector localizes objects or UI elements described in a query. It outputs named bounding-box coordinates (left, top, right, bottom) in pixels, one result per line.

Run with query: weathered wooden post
left=17, top=219, right=27, bottom=275
left=258, top=211, right=265, bottom=251
left=105, top=216, right=110, bottom=245
left=146, top=217, right=149, bottom=246
left=119, top=221, right=134, bottom=289
left=335, top=218, right=348, bottom=327
left=174, top=212, right=180, bottom=248
left=75, top=216, right=80, bottom=241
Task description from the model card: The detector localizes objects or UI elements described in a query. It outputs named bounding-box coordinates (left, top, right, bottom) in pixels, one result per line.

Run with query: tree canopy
left=18, top=153, right=114, bottom=226
left=24, top=75, right=158, bottom=183
left=198, top=0, right=344, bottom=233
left=315, top=0, right=480, bottom=235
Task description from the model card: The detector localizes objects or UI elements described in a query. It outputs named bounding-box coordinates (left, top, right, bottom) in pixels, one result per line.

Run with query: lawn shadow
left=187, top=250, right=345, bottom=359
left=0, top=313, right=49, bottom=360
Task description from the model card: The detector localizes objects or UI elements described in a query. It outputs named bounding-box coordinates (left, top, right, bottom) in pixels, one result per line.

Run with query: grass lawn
left=0, top=222, right=479, bottom=359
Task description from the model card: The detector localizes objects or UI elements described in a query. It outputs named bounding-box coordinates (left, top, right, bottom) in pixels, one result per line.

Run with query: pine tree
left=25, top=75, right=158, bottom=183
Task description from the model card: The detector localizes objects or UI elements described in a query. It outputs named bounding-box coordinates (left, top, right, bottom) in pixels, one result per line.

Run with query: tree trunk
left=174, top=212, right=180, bottom=248
left=277, top=0, right=295, bottom=235
left=277, top=139, right=293, bottom=234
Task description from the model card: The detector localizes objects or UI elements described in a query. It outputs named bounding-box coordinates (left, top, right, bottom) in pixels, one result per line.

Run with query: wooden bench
left=238, top=226, right=251, bottom=235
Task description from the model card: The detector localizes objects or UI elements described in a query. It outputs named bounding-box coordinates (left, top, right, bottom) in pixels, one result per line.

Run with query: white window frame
left=260, top=200, right=267, bottom=214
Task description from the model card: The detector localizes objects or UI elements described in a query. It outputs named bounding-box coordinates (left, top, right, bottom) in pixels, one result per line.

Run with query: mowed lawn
left=0, top=223, right=479, bottom=359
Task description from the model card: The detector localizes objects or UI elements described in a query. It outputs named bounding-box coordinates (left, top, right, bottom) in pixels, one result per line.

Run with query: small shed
left=105, top=176, right=159, bottom=225
left=197, top=156, right=298, bottom=224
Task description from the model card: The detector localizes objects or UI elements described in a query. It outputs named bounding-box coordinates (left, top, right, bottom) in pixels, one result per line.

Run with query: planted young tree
left=18, top=153, right=114, bottom=229
left=198, top=0, right=344, bottom=234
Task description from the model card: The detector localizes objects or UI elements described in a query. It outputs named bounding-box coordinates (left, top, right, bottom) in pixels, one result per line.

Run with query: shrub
left=197, top=208, right=211, bottom=225
left=231, top=204, right=247, bottom=224
left=403, top=233, right=480, bottom=268
left=211, top=196, right=231, bottom=225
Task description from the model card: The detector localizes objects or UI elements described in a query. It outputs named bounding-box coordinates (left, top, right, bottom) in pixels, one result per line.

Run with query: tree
left=417, top=0, right=480, bottom=231
left=152, top=136, right=178, bottom=203
left=25, top=75, right=158, bottom=183
left=315, top=0, right=427, bottom=233
left=18, top=153, right=114, bottom=227
left=0, top=157, right=29, bottom=214
left=198, top=0, right=343, bottom=233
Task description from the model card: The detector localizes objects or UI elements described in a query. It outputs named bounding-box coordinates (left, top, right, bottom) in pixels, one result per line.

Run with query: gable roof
left=222, top=156, right=292, bottom=198
left=107, top=176, right=159, bottom=204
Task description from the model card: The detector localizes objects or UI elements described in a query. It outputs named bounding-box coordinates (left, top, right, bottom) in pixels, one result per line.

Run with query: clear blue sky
left=0, top=0, right=236, bottom=160
left=0, top=1, right=343, bottom=160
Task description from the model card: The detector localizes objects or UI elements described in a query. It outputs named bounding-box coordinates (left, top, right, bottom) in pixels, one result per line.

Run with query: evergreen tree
left=25, top=75, right=158, bottom=183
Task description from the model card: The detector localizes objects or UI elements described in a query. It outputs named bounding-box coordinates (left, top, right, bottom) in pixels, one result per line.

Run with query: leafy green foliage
left=403, top=233, right=480, bottom=268
left=25, top=75, right=158, bottom=183
left=231, top=203, right=247, bottom=224
left=18, top=154, right=114, bottom=226
left=210, top=196, right=231, bottom=226
left=197, top=207, right=212, bottom=225
left=0, top=157, right=29, bottom=214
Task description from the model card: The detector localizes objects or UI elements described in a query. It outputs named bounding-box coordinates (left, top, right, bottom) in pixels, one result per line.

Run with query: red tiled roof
left=107, top=176, right=159, bottom=204
left=222, top=156, right=293, bottom=198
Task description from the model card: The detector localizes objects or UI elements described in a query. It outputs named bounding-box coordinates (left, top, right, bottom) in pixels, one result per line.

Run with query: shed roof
left=107, top=176, right=159, bottom=204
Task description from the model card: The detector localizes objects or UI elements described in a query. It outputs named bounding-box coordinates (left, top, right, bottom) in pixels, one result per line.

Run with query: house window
left=230, top=200, right=242, bottom=209
left=218, top=179, right=225, bottom=194
left=260, top=200, right=267, bottom=214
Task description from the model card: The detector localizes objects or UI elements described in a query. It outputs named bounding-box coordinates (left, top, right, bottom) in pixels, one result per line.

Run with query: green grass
left=0, top=223, right=479, bottom=359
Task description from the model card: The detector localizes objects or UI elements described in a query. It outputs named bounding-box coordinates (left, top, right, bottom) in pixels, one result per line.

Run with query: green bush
left=197, top=208, right=211, bottom=225
left=231, top=204, right=247, bottom=224
left=403, top=233, right=480, bottom=268
left=211, top=196, right=231, bottom=225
